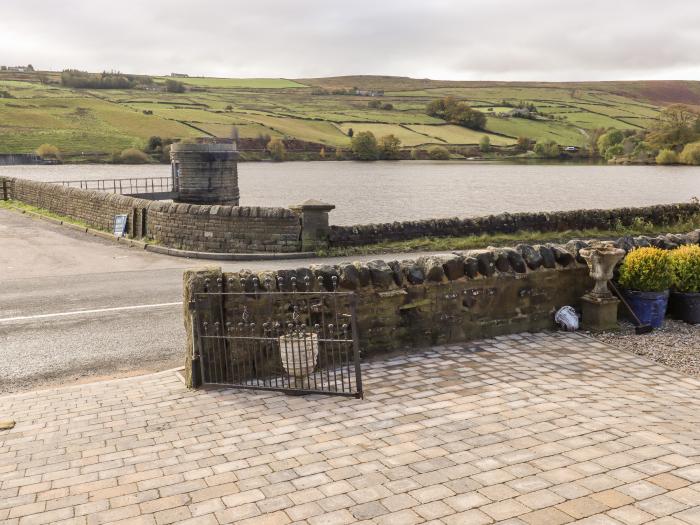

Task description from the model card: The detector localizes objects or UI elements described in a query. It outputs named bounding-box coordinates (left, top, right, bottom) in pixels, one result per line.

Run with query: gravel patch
left=591, top=319, right=700, bottom=377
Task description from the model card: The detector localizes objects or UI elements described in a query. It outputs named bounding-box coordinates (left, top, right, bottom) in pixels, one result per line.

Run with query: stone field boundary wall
left=1, top=177, right=302, bottom=253
left=182, top=229, right=700, bottom=387
left=329, top=202, right=700, bottom=247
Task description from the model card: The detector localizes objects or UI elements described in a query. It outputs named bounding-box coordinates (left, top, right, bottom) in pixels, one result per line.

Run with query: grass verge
left=319, top=215, right=700, bottom=257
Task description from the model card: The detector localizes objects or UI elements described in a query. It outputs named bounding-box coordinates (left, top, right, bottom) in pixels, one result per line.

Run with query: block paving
left=1, top=332, right=699, bottom=524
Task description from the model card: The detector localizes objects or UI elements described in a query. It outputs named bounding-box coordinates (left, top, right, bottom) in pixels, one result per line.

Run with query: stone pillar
left=170, top=142, right=239, bottom=205
left=290, top=200, right=335, bottom=251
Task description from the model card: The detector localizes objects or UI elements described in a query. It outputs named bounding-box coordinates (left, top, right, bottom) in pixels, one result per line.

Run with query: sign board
left=113, top=214, right=128, bottom=238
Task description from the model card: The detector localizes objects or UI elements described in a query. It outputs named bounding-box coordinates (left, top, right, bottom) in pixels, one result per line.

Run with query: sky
left=3, top=0, right=700, bottom=81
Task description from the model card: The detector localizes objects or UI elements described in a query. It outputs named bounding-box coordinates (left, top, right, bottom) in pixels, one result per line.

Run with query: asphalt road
left=0, top=208, right=442, bottom=394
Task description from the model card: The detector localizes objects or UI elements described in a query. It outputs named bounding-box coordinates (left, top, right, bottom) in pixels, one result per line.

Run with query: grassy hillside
left=1, top=71, right=696, bottom=156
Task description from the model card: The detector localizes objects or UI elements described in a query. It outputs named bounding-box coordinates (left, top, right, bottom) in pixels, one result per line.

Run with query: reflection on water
left=2, top=161, right=699, bottom=226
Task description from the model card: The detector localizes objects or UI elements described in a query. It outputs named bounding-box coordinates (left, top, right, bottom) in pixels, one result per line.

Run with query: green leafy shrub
left=670, top=245, right=700, bottom=293
left=679, top=142, right=700, bottom=165
left=656, top=148, right=679, bottom=165
left=351, top=131, right=379, bottom=160
left=119, top=148, right=150, bottom=164
left=428, top=146, right=450, bottom=160
left=35, top=143, right=61, bottom=160
left=267, top=138, right=287, bottom=161
left=618, top=247, right=673, bottom=292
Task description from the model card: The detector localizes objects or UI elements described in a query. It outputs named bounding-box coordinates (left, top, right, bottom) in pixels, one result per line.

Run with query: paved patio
left=1, top=332, right=700, bottom=525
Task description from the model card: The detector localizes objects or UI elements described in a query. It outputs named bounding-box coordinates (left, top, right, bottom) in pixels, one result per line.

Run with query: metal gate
left=190, top=275, right=362, bottom=398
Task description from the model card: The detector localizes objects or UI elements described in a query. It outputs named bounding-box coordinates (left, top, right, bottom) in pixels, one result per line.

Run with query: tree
left=426, top=96, right=486, bottom=130
left=679, top=142, right=700, bottom=165
left=428, top=146, right=450, bottom=160
left=596, top=130, right=624, bottom=153
left=587, top=127, right=606, bottom=154
left=516, top=136, right=532, bottom=152
left=164, top=79, right=185, bottom=93
left=319, top=147, right=326, bottom=159
left=479, top=135, right=491, bottom=153
left=381, top=103, right=393, bottom=111
left=604, top=144, right=625, bottom=160
left=26, top=64, right=34, bottom=71
left=533, top=141, right=560, bottom=158
left=347, top=128, right=354, bottom=138
left=367, top=100, right=381, bottom=109
left=267, top=139, right=286, bottom=161
left=147, top=136, right=163, bottom=152
left=656, top=149, right=679, bottom=165
left=647, top=104, right=698, bottom=149
left=351, top=131, right=379, bottom=160
left=378, top=134, right=401, bottom=160
left=35, top=143, right=61, bottom=160
left=335, top=147, right=345, bottom=160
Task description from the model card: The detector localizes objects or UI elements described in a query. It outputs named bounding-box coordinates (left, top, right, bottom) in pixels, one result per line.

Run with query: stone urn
left=279, top=332, right=319, bottom=387
left=579, top=242, right=626, bottom=331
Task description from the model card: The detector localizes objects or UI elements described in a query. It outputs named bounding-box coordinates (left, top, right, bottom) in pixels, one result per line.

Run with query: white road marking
left=0, top=302, right=182, bottom=323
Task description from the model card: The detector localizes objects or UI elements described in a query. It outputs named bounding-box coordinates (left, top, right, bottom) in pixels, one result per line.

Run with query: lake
left=2, top=161, right=699, bottom=226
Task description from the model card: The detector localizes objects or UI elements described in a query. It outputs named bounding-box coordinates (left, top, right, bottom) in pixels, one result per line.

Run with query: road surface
left=0, top=208, right=442, bottom=393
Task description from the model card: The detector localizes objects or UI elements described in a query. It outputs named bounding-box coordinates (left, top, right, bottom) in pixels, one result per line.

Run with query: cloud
left=2, top=0, right=699, bottom=80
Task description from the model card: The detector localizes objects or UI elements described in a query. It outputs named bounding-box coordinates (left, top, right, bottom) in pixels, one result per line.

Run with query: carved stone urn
left=279, top=332, right=319, bottom=387
left=579, top=242, right=626, bottom=331
left=579, top=242, right=626, bottom=299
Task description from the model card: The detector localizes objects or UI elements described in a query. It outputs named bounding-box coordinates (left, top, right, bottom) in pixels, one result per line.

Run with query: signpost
left=113, top=214, right=128, bottom=238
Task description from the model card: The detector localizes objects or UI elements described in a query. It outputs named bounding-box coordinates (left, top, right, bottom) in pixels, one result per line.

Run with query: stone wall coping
left=188, top=229, right=700, bottom=292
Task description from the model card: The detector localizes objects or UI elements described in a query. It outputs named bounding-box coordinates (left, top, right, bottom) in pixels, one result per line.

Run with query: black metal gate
left=190, top=275, right=362, bottom=398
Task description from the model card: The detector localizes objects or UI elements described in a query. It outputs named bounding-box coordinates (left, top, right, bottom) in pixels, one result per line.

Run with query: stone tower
left=170, top=141, right=240, bottom=205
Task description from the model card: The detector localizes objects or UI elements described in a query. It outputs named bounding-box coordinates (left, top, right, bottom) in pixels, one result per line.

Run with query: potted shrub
left=618, top=247, right=673, bottom=328
left=669, top=245, right=700, bottom=324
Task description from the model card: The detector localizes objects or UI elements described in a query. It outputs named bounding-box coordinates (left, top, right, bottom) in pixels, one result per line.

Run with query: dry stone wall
left=329, top=203, right=700, bottom=247
left=183, top=228, right=700, bottom=386
left=3, top=177, right=302, bottom=253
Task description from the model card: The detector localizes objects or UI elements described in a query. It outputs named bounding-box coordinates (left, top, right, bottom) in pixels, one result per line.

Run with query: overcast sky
left=3, top=0, right=700, bottom=81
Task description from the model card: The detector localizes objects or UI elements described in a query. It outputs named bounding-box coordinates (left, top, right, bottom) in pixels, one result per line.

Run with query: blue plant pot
left=623, top=289, right=669, bottom=328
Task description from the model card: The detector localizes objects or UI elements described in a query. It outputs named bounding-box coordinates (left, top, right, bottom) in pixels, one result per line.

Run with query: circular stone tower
left=170, top=141, right=240, bottom=205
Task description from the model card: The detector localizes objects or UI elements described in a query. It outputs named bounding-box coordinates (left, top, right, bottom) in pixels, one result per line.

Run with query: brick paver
left=1, top=332, right=699, bottom=524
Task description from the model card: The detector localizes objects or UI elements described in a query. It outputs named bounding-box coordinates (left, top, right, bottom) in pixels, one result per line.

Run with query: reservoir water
left=2, top=161, right=699, bottom=226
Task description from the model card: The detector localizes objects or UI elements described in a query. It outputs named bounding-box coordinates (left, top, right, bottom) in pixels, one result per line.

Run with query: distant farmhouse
left=170, top=73, right=189, bottom=78
left=355, top=89, right=384, bottom=97
left=1, top=64, right=34, bottom=72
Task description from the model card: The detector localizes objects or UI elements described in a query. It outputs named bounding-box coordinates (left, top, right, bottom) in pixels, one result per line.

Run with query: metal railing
left=46, top=177, right=173, bottom=196
left=191, top=275, right=363, bottom=398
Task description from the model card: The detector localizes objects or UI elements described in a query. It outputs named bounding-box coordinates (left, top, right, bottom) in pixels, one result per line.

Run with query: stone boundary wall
left=329, top=202, right=700, bottom=247
left=1, top=177, right=302, bottom=253
left=183, top=229, right=700, bottom=386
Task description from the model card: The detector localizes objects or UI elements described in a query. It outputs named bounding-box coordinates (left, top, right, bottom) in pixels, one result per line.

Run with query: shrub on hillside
left=428, top=146, right=450, bottom=160
left=164, top=79, right=186, bottom=93
left=426, top=96, right=486, bottom=130
left=479, top=135, right=491, bottom=153
left=351, top=131, right=379, bottom=160
left=267, top=139, right=287, bottom=161
left=596, top=130, right=624, bottom=153
left=119, top=148, right=150, bottom=164
left=679, top=142, right=700, bottom=165
left=35, top=143, right=61, bottom=160
left=378, top=134, right=401, bottom=160
left=604, top=144, right=624, bottom=160
left=656, top=148, right=679, bottom=165
left=533, top=141, right=560, bottom=158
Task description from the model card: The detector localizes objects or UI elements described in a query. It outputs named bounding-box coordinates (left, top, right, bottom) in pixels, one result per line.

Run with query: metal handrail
left=45, top=177, right=173, bottom=196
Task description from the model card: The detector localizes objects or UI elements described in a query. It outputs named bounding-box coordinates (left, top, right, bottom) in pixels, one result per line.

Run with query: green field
left=1, top=73, right=697, bottom=156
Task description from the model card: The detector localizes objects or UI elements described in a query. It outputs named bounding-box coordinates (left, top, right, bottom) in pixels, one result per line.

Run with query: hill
left=1, top=71, right=696, bottom=157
